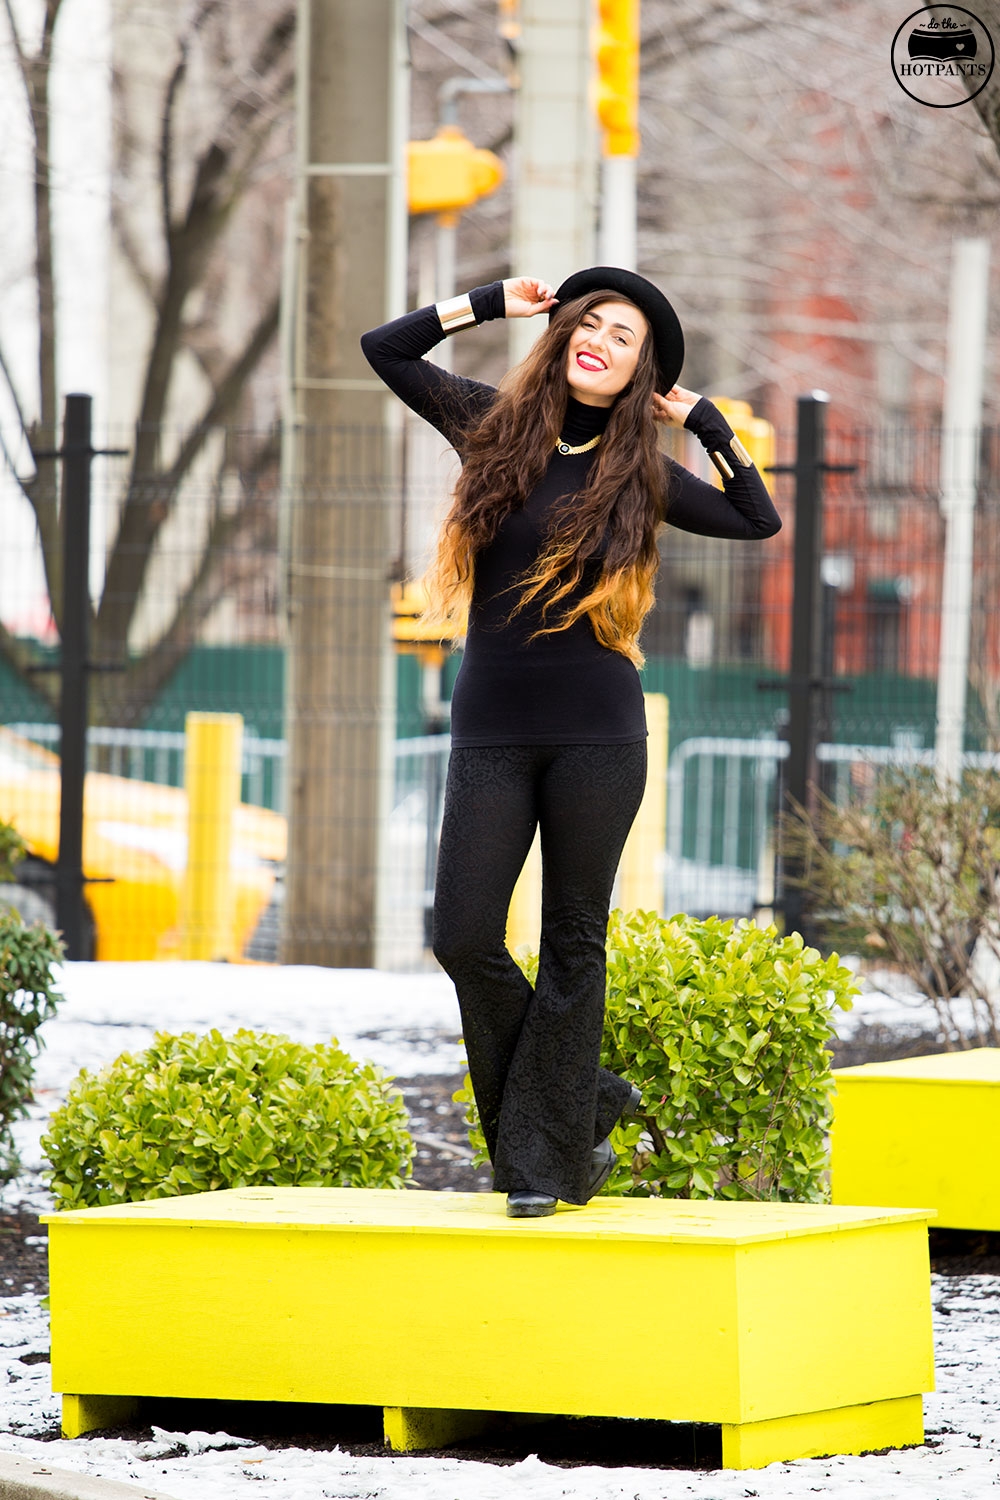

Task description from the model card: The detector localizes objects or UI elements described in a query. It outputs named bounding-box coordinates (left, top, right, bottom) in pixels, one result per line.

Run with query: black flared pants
left=431, top=741, right=647, bottom=1204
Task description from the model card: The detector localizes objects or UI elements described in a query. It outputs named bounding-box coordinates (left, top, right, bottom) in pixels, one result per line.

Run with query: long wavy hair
left=422, top=289, right=670, bottom=666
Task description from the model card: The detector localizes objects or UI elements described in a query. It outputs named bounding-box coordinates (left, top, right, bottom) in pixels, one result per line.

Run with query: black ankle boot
left=588, top=1137, right=616, bottom=1198
left=586, top=1086, right=640, bottom=1202
left=506, top=1190, right=557, bottom=1218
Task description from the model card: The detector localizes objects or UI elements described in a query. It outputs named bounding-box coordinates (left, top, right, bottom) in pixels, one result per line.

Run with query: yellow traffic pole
left=181, top=712, right=243, bottom=960
left=618, top=693, right=669, bottom=913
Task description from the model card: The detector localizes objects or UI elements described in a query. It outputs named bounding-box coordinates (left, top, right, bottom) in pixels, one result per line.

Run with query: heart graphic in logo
left=956, top=40, right=965, bottom=48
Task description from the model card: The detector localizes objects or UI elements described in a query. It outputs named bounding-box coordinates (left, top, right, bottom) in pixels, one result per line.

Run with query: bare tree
left=408, top=1, right=999, bottom=427
left=635, top=0, right=1000, bottom=428
left=784, top=767, right=1000, bottom=1047
left=966, top=0, right=1000, bottom=155
left=0, top=0, right=293, bottom=723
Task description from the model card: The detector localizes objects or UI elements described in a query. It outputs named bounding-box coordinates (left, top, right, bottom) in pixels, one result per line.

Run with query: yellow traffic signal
left=708, top=398, right=776, bottom=487
left=593, top=0, right=640, bottom=158
left=407, top=126, right=505, bottom=217
left=497, top=0, right=520, bottom=44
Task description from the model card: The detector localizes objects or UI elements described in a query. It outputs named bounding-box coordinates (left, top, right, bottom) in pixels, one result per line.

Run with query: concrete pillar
left=508, top=0, right=597, bottom=365
left=281, top=0, right=407, bottom=966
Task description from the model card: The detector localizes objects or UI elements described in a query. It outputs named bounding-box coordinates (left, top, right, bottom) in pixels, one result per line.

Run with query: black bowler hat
left=550, top=267, right=684, bottom=393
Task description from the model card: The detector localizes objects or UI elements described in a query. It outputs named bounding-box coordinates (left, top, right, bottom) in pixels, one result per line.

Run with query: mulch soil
left=0, top=1206, right=48, bottom=1299
left=4, top=1030, right=997, bottom=1462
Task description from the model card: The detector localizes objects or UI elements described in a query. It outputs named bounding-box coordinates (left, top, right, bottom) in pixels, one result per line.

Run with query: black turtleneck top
left=361, top=282, right=781, bottom=747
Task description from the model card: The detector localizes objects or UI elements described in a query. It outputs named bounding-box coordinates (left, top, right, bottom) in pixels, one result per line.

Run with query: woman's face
left=564, top=300, right=648, bottom=407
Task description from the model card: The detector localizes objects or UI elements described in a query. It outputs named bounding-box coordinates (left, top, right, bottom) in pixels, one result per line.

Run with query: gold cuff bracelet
left=730, top=435, right=753, bottom=467
left=709, top=450, right=735, bottom=481
left=436, top=293, right=476, bottom=333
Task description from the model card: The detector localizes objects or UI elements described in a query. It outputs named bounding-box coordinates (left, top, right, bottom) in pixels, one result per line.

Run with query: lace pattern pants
left=432, top=741, right=647, bottom=1204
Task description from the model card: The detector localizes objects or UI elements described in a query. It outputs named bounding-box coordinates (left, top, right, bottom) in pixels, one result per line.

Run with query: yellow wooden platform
left=43, top=1188, right=935, bottom=1469
left=832, top=1047, right=1000, bottom=1230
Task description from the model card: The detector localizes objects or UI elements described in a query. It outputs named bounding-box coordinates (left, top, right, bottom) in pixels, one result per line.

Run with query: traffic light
left=407, top=126, right=505, bottom=217
left=593, top=0, right=640, bottom=158
left=496, top=0, right=520, bottom=44
left=707, top=398, right=776, bottom=485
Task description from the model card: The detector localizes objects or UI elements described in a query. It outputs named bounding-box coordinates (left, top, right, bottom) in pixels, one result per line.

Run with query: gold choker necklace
left=555, top=432, right=602, bottom=456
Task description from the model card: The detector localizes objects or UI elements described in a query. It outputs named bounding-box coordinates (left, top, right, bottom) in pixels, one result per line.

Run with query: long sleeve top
left=361, top=282, right=781, bottom=747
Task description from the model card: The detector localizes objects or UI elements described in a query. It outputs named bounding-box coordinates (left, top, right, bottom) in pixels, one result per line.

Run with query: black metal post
left=780, top=393, right=829, bottom=944
left=818, top=578, right=838, bottom=805
left=55, top=394, right=92, bottom=959
left=759, top=395, right=854, bottom=943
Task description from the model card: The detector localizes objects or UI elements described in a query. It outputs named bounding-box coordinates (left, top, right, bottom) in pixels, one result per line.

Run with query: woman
left=362, top=268, right=781, bottom=1217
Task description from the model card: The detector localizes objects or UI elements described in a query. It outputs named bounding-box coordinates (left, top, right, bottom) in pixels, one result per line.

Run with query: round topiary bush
left=456, top=909, right=858, bottom=1202
left=43, top=1028, right=414, bottom=1209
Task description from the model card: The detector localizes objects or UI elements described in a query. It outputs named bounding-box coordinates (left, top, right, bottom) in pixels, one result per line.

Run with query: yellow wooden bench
left=44, top=1188, right=934, bottom=1470
left=832, top=1046, right=1000, bottom=1229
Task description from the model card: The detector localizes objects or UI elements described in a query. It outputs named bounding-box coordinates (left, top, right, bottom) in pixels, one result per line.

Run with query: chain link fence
left=1, top=415, right=998, bottom=967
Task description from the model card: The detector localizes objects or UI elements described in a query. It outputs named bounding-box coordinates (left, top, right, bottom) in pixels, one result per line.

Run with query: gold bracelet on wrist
left=729, top=435, right=753, bottom=467
left=709, top=450, right=735, bottom=481
left=436, top=293, right=476, bottom=333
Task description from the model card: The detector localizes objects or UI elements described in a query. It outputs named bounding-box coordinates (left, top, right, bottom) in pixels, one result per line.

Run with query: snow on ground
left=0, top=1271, right=999, bottom=1500
left=5, top=955, right=939, bottom=1187
left=34, top=959, right=465, bottom=1086
left=26, top=952, right=967, bottom=1101
left=836, top=962, right=987, bottom=1046
left=6, top=961, right=464, bottom=1188
left=1, top=961, right=999, bottom=1497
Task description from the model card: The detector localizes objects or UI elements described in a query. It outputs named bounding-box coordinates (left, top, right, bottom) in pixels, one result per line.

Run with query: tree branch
left=165, top=293, right=280, bottom=491
left=159, top=48, right=188, bottom=245
left=128, top=8, right=293, bottom=461
left=0, top=339, right=29, bottom=454
left=96, top=292, right=280, bottom=650
left=97, top=451, right=277, bottom=723
left=0, top=619, right=57, bottom=715
left=1, top=0, right=25, bottom=74
left=111, top=213, right=159, bottom=304
left=17, top=0, right=68, bottom=620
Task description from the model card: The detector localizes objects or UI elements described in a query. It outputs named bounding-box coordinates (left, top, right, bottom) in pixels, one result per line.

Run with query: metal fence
left=2, top=408, right=1000, bottom=968
left=7, top=723, right=287, bottom=813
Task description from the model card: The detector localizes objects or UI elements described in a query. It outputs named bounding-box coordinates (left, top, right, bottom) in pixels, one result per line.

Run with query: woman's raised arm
left=658, top=395, right=782, bottom=540
left=360, top=282, right=507, bottom=446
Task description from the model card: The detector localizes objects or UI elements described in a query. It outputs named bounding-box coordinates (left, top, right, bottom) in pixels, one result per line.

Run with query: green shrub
left=783, top=765, right=1000, bottom=1045
left=456, top=910, right=857, bottom=1202
left=0, top=817, right=63, bottom=1182
left=43, top=1029, right=414, bottom=1208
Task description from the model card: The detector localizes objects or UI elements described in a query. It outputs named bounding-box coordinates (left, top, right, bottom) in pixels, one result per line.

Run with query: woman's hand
left=652, top=385, right=702, bottom=428
left=503, top=277, right=558, bottom=318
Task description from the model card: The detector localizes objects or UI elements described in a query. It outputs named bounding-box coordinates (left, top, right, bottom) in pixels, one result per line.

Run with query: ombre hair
left=423, top=289, right=670, bottom=666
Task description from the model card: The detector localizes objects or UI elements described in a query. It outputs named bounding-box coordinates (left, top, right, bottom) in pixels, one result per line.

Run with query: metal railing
left=665, top=735, right=1000, bottom=917
left=6, top=722, right=287, bottom=813
left=4, top=721, right=453, bottom=828
left=12, top=717, right=999, bottom=938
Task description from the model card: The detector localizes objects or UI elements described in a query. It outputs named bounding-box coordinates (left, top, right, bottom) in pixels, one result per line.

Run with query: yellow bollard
left=505, top=693, right=668, bottom=952
left=618, top=693, right=669, bottom=913
left=181, top=712, right=243, bottom=960
left=505, top=828, right=542, bottom=955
